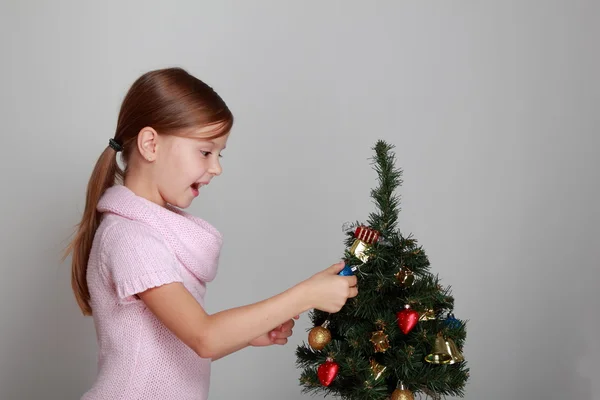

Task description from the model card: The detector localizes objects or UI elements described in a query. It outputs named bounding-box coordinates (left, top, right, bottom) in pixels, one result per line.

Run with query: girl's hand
left=249, top=315, right=299, bottom=347
left=301, top=261, right=358, bottom=313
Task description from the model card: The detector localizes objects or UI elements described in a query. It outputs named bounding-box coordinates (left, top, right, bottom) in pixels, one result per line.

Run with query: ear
left=137, top=127, right=159, bottom=162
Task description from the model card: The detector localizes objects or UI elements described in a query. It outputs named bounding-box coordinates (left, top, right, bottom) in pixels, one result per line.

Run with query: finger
left=349, top=286, right=359, bottom=298
left=279, top=320, right=293, bottom=330
left=280, top=324, right=292, bottom=333
left=275, top=328, right=293, bottom=338
left=273, top=338, right=288, bottom=345
left=346, top=275, right=358, bottom=287
left=294, top=315, right=300, bottom=320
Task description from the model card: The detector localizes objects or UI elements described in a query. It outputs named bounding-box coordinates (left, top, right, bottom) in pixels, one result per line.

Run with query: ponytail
left=64, top=146, right=122, bottom=315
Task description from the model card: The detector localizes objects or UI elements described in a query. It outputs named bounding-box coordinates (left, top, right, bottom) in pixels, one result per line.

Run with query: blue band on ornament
left=338, top=264, right=357, bottom=276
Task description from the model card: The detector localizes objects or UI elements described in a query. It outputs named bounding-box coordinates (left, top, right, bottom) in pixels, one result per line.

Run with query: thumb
left=330, top=261, right=346, bottom=273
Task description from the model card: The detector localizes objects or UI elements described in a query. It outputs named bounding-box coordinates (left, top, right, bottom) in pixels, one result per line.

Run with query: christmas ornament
left=391, top=382, right=414, bottom=400
left=425, top=333, right=452, bottom=364
left=308, top=320, right=331, bottom=350
left=338, top=263, right=358, bottom=276
left=342, top=221, right=392, bottom=246
left=396, top=305, right=419, bottom=334
left=370, top=329, right=390, bottom=352
left=444, top=337, right=465, bottom=364
left=395, top=266, right=415, bottom=287
left=443, top=313, right=462, bottom=329
left=419, top=308, right=436, bottom=321
left=349, top=226, right=380, bottom=263
left=317, top=358, right=339, bottom=386
left=369, top=358, right=387, bottom=380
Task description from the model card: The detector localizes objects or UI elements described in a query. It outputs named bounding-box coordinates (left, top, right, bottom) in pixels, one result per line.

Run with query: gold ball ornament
left=391, top=383, right=414, bottom=400
left=308, top=321, right=331, bottom=350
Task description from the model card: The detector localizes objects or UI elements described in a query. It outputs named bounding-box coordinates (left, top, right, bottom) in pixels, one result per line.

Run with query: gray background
left=1, top=1, right=599, bottom=399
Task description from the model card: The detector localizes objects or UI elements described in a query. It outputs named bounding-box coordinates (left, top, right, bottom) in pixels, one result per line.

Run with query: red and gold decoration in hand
left=396, top=304, right=419, bottom=334
left=308, top=320, right=332, bottom=350
left=317, top=357, right=339, bottom=386
left=350, top=226, right=380, bottom=263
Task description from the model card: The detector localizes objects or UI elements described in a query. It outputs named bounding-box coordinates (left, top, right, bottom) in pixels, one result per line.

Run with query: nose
left=208, top=157, right=222, bottom=176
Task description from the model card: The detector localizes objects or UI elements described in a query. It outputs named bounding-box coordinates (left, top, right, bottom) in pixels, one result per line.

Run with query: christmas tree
left=295, top=140, right=469, bottom=400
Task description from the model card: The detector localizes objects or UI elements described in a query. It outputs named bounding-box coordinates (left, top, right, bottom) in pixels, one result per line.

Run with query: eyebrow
left=193, top=138, right=226, bottom=150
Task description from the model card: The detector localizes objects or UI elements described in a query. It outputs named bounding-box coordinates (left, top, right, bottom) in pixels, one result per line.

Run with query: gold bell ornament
left=444, top=337, right=465, bottom=364
left=308, top=320, right=332, bottom=350
left=425, top=333, right=453, bottom=364
left=425, top=333, right=465, bottom=364
left=391, top=382, right=414, bottom=400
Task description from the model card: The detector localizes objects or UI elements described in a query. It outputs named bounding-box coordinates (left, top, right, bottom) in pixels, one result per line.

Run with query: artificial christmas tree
left=296, top=140, right=469, bottom=400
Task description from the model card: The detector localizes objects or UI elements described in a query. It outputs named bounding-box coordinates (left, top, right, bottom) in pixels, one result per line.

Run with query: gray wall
left=1, top=1, right=598, bottom=399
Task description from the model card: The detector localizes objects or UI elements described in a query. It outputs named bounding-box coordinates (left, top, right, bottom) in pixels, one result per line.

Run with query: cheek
left=156, top=156, right=186, bottom=188
left=157, top=148, right=204, bottom=189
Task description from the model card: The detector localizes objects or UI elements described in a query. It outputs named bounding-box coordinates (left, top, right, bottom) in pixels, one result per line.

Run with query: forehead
left=193, top=132, right=229, bottom=148
left=176, top=124, right=230, bottom=148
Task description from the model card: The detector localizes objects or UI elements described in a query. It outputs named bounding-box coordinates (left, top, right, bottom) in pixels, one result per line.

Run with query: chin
left=161, top=193, right=193, bottom=210
left=173, top=199, right=193, bottom=209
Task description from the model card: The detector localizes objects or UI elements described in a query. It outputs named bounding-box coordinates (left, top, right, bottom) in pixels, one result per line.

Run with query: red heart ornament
left=317, top=358, right=339, bottom=386
left=396, top=305, right=419, bottom=334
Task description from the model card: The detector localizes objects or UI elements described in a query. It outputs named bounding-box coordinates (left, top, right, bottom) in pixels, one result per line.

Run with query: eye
left=200, top=150, right=223, bottom=158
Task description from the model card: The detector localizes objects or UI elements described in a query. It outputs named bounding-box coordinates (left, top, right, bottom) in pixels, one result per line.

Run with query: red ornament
left=396, top=305, right=419, bottom=334
left=317, top=358, right=340, bottom=386
left=354, top=226, right=380, bottom=244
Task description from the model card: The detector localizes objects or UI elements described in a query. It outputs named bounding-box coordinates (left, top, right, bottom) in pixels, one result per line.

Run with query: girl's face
left=133, top=125, right=229, bottom=209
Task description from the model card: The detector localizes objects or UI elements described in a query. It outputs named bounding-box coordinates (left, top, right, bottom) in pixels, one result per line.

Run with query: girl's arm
left=210, top=316, right=298, bottom=361
left=210, top=341, right=249, bottom=361
left=138, top=262, right=355, bottom=360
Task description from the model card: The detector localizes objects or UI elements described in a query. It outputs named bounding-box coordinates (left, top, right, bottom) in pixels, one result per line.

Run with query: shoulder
left=101, top=215, right=166, bottom=248
left=97, top=215, right=175, bottom=267
left=96, top=215, right=183, bottom=302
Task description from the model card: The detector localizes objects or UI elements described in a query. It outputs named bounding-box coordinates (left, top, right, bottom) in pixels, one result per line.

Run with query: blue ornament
left=444, top=314, right=462, bottom=329
left=338, top=264, right=358, bottom=276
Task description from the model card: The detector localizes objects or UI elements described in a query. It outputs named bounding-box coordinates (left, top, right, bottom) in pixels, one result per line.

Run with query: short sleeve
left=101, top=221, right=183, bottom=303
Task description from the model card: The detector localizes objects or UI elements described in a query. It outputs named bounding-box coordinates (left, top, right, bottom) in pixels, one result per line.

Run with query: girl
left=64, top=67, right=358, bottom=400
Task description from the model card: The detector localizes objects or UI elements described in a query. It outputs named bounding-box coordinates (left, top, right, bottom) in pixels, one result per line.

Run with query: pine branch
left=367, top=140, right=403, bottom=238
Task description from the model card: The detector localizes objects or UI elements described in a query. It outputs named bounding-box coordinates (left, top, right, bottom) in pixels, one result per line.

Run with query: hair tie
left=109, top=138, right=123, bottom=152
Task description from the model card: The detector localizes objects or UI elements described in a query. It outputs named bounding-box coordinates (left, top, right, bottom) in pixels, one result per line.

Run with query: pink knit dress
left=81, top=185, right=223, bottom=400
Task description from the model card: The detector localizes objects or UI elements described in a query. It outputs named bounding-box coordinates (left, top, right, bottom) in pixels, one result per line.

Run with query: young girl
left=64, top=67, right=358, bottom=400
